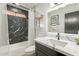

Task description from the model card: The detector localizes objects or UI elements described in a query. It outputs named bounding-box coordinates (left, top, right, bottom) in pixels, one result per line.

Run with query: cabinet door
left=35, top=42, right=65, bottom=56
left=36, top=50, right=47, bottom=56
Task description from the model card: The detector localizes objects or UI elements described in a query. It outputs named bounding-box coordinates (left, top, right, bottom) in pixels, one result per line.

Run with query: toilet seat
left=25, top=46, right=35, bottom=53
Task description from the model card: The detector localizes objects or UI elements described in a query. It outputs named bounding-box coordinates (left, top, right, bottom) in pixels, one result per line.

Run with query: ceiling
left=19, top=3, right=40, bottom=8
left=19, top=3, right=62, bottom=9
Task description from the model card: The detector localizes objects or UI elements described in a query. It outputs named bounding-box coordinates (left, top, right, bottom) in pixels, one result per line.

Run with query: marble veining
left=8, top=15, right=28, bottom=44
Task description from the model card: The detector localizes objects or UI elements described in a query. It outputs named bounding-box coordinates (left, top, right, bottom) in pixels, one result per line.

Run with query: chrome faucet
left=56, top=33, right=60, bottom=40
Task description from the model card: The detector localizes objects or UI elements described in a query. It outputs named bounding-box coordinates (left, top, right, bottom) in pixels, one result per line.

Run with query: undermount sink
left=49, top=39, right=68, bottom=47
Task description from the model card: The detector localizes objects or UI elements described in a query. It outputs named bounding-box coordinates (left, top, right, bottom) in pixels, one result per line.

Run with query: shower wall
left=7, top=5, right=28, bottom=44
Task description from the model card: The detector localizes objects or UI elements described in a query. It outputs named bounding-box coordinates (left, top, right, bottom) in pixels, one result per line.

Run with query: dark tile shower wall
left=7, top=5, right=28, bottom=44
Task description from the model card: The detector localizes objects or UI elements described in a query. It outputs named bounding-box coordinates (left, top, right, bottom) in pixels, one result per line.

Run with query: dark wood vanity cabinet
left=35, top=42, right=65, bottom=56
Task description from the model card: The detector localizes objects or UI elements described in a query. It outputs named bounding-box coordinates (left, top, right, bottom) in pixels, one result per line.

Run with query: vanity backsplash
left=47, top=32, right=78, bottom=42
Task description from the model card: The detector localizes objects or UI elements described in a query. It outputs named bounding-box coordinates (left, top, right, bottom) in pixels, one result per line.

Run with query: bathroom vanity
left=35, top=42, right=65, bottom=56
left=35, top=37, right=79, bottom=56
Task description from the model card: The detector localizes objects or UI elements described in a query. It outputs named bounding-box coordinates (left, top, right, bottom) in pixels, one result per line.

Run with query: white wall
left=0, top=3, right=10, bottom=55
left=0, top=4, right=9, bottom=47
left=28, top=9, right=35, bottom=45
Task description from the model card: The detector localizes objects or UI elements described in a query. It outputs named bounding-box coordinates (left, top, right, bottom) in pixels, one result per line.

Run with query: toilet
left=24, top=46, right=35, bottom=56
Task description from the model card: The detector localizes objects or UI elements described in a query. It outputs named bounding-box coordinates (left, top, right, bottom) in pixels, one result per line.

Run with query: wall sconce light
left=35, top=15, right=43, bottom=27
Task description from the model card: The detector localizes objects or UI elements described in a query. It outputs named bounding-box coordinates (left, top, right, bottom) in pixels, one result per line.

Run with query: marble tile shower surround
left=7, top=5, right=28, bottom=44
left=47, top=32, right=78, bottom=42
left=8, top=15, right=28, bottom=44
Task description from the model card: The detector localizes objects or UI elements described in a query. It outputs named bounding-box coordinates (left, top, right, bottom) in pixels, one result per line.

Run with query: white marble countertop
left=35, top=37, right=79, bottom=56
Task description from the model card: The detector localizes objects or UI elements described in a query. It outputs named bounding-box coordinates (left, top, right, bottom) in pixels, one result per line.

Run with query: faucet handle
left=56, top=33, right=59, bottom=37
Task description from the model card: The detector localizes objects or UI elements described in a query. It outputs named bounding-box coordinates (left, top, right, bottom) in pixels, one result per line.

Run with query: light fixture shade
left=35, top=15, right=43, bottom=20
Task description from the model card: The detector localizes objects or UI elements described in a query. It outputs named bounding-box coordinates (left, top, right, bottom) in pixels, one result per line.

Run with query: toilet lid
left=25, top=46, right=35, bottom=53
